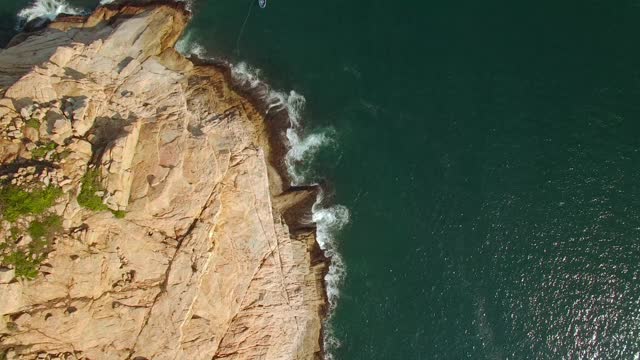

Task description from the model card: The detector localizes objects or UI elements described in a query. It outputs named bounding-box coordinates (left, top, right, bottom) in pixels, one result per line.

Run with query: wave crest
left=175, top=30, right=206, bottom=58
left=285, top=128, right=332, bottom=185
left=17, top=0, right=82, bottom=27
left=229, top=62, right=335, bottom=184
left=313, top=199, right=349, bottom=359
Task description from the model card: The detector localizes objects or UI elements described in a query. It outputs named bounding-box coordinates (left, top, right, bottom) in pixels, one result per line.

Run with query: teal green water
left=7, top=1, right=640, bottom=358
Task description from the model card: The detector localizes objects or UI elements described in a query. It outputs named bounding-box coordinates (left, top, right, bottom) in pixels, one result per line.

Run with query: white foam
left=99, top=0, right=114, bottom=4
left=310, top=192, right=349, bottom=358
left=314, top=202, right=349, bottom=295
left=175, top=30, right=206, bottom=58
left=313, top=202, right=349, bottom=303
left=17, top=0, right=82, bottom=26
left=285, top=128, right=332, bottom=185
left=175, top=0, right=194, bottom=11
left=228, top=62, right=335, bottom=184
left=231, top=61, right=265, bottom=90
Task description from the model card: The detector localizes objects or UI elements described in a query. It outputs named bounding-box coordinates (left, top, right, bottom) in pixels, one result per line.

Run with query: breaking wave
left=175, top=30, right=206, bottom=58
left=229, top=62, right=334, bottom=183
left=17, top=0, right=193, bottom=30
left=176, top=37, right=349, bottom=358
left=313, top=199, right=350, bottom=357
left=17, top=0, right=82, bottom=27
left=285, top=129, right=332, bottom=183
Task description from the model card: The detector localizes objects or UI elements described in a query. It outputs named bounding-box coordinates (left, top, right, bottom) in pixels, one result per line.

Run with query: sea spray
left=229, top=62, right=334, bottom=183
left=175, top=30, right=206, bottom=58
left=312, top=201, right=350, bottom=306
left=312, top=197, right=350, bottom=357
left=17, top=0, right=82, bottom=28
left=285, top=128, right=333, bottom=185
left=176, top=38, right=350, bottom=359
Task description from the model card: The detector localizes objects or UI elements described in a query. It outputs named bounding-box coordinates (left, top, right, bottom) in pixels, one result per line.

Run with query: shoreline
left=12, top=0, right=335, bottom=357
left=189, top=42, right=334, bottom=360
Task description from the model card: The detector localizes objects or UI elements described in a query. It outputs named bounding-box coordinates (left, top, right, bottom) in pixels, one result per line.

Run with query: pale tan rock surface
left=0, top=3, right=327, bottom=359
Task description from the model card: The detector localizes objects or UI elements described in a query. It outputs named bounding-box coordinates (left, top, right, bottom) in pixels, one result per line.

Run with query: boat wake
left=17, top=0, right=82, bottom=28
left=179, top=42, right=350, bottom=359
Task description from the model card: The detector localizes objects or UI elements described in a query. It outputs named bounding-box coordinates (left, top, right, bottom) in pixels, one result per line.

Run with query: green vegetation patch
left=28, top=214, right=62, bottom=241
left=0, top=183, right=64, bottom=279
left=1, top=215, right=62, bottom=280
left=112, top=210, right=126, bottom=219
left=78, top=169, right=109, bottom=212
left=3, top=251, right=39, bottom=280
left=5, top=322, right=17, bottom=332
left=25, top=118, right=40, bottom=130
left=0, top=186, right=63, bottom=222
left=78, top=169, right=126, bottom=218
left=32, top=142, right=57, bottom=159
left=9, top=227, right=20, bottom=241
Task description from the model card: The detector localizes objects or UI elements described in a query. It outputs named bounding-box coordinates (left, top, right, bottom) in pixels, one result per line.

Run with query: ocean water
left=5, top=1, right=640, bottom=359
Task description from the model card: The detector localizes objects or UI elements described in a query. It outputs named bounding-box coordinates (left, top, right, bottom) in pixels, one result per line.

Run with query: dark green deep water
left=6, top=1, right=640, bottom=359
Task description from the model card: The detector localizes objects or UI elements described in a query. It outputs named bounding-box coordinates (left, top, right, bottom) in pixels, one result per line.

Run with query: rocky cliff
left=0, top=2, right=327, bottom=359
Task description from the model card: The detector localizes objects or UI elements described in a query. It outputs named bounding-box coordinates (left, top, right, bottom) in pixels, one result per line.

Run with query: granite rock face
left=0, top=3, right=326, bottom=359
